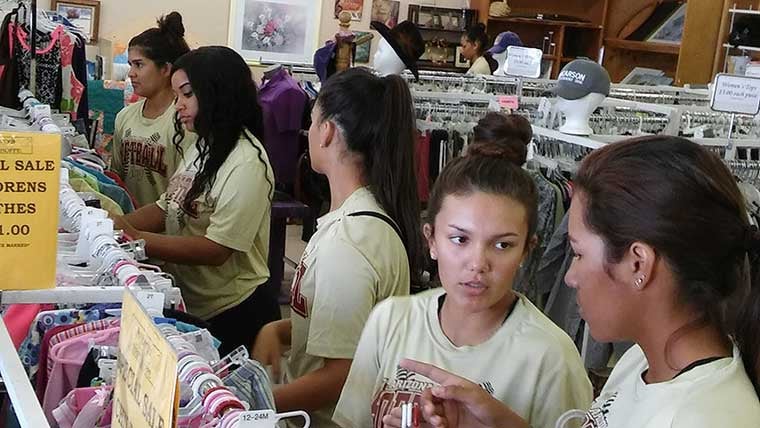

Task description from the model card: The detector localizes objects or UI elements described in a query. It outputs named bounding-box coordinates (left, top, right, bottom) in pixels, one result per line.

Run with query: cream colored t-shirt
left=579, top=344, right=760, bottom=428
left=334, top=288, right=593, bottom=428
left=284, top=187, right=410, bottom=428
left=112, top=99, right=195, bottom=207
left=156, top=131, right=273, bottom=320
left=468, top=56, right=492, bottom=75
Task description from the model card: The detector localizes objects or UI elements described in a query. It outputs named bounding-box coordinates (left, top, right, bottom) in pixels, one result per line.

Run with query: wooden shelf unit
left=603, top=0, right=748, bottom=85
left=479, top=0, right=608, bottom=79
left=605, top=38, right=681, bottom=55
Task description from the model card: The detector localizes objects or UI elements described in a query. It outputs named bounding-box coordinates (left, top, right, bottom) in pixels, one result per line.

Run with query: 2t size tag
left=136, top=291, right=165, bottom=314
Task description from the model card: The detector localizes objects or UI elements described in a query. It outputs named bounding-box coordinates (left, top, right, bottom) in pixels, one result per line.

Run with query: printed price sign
left=0, top=132, right=60, bottom=290
left=113, top=290, right=178, bottom=428
left=498, top=95, right=520, bottom=110
left=710, top=73, right=760, bottom=115
left=505, top=46, right=543, bottom=78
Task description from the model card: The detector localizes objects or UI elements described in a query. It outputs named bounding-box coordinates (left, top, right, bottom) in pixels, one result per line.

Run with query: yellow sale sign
left=113, top=290, right=179, bottom=428
left=0, top=132, right=60, bottom=290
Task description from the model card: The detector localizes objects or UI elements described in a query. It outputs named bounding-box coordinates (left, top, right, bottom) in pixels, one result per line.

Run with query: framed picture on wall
left=647, top=3, right=687, bottom=44
left=51, top=0, right=100, bottom=42
left=229, top=0, right=323, bottom=65
left=334, top=0, right=364, bottom=21
left=354, top=31, right=372, bottom=63
left=371, top=0, right=400, bottom=28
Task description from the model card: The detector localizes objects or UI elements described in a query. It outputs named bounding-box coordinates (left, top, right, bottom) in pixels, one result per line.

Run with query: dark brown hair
left=317, top=68, right=424, bottom=283
left=464, top=23, right=498, bottom=73
left=129, top=12, right=190, bottom=67
left=575, top=135, right=760, bottom=394
left=471, top=112, right=532, bottom=166
left=427, top=143, right=538, bottom=248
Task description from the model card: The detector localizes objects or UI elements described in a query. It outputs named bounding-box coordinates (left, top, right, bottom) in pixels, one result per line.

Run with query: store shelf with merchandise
left=480, top=0, right=607, bottom=79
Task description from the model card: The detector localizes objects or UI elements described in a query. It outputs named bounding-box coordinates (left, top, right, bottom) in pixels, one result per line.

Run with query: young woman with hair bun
left=334, top=141, right=592, bottom=428
left=401, top=136, right=760, bottom=428
left=111, top=11, right=193, bottom=206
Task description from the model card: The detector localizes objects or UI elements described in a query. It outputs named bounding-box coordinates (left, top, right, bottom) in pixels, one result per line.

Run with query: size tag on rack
left=136, top=290, right=165, bottom=315
left=505, top=46, right=543, bottom=78
left=238, top=410, right=310, bottom=428
left=710, top=73, right=760, bottom=115
left=498, top=95, right=519, bottom=111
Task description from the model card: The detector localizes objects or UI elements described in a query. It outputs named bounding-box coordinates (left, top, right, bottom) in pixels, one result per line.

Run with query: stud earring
left=634, top=275, right=646, bottom=289
left=430, top=252, right=437, bottom=261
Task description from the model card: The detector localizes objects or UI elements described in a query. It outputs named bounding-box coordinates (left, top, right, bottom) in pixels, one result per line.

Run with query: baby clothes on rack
left=52, top=385, right=113, bottom=428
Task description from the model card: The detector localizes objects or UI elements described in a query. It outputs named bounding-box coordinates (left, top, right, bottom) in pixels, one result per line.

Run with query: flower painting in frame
left=229, top=0, right=322, bottom=65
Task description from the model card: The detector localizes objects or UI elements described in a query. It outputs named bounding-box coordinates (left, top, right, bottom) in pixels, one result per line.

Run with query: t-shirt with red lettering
left=283, top=187, right=410, bottom=428
left=111, top=99, right=195, bottom=207
left=334, top=288, right=593, bottom=428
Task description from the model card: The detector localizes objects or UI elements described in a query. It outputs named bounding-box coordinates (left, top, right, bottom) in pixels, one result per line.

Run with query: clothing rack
left=0, top=318, right=48, bottom=428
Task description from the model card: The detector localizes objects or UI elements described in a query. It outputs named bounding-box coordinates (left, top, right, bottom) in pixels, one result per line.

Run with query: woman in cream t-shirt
left=111, top=12, right=193, bottom=207
left=114, top=47, right=276, bottom=355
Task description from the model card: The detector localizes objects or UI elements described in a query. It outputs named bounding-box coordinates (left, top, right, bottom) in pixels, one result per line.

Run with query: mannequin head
left=373, top=38, right=406, bottom=76
left=552, top=59, right=611, bottom=136
left=371, top=20, right=424, bottom=79
left=488, top=32, right=522, bottom=76
left=556, top=93, right=606, bottom=136
left=491, top=50, right=508, bottom=76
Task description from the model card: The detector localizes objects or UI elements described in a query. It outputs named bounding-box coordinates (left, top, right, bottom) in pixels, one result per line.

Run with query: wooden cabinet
left=603, top=0, right=746, bottom=85
left=473, top=0, right=757, bottom=85
left=407, top=5, right=479, bottom=73
left=478, top=0, right=608, bottom=78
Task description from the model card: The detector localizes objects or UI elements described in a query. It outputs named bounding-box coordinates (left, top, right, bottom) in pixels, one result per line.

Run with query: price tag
left=136, top=290, right=165, bottom=314
left=710, top=73, right=760, bottom=115
left=238, top=410, right=310, bottom=428
left=498, top=95, right=519, bottom=110
left=505, top=46, right=543, bottom=78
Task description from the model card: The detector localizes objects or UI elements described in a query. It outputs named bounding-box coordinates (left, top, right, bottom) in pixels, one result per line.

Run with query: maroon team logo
left=290, top=262, right=308, bottom=317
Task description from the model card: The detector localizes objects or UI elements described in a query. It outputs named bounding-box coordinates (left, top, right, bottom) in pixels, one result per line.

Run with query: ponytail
left=373, top=74, right=425, bottom=281
left=315, top=68, right=425, bottom=283
left=736, top=227, right=760, bottom=394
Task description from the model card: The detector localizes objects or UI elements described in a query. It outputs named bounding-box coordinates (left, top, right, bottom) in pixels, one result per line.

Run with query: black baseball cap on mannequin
left=551, top=58, right=611, bottom=100
left=371, top=20, right=425, bottom=79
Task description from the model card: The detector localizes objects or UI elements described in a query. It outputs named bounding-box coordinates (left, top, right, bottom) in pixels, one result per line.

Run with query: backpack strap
left=347, top=211, right=403, bottom=241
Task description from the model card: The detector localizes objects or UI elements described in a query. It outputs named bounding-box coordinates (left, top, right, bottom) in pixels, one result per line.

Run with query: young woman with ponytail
left=252, top=67, right=425, bottom=427
left=111, top=12, right=192, bottom=206
left=399, top=136, right=760, bottom=428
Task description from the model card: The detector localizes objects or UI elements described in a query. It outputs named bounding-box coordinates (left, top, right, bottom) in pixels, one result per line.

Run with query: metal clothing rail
left=0, top=318, right=49, bottom=428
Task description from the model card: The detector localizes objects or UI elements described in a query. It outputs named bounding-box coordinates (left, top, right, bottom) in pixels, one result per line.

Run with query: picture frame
left=371, top=0, right=400, bottom=29
left=354, top=31, right=372, bottom=63
left=647, top=3, right=686, bottom=44
left=51, top=0, right=100, bottom=42
left=335, top=0, right=364, bottom=22
left=455, top=46, right=470, bottom=68
left=229, top=0, right=322, bottom=65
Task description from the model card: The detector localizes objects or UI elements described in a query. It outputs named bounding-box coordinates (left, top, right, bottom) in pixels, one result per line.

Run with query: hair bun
left=158, top=11, right=185, bottom=38
left=467, top=142, right=524, bottom=165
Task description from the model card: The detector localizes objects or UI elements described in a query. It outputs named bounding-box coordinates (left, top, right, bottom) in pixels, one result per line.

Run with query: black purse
left=729, top=16, right=760, bottom=48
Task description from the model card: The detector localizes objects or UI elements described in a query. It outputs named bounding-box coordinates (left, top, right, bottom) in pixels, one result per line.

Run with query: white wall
left=36, top=0, right=469, bottom=71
